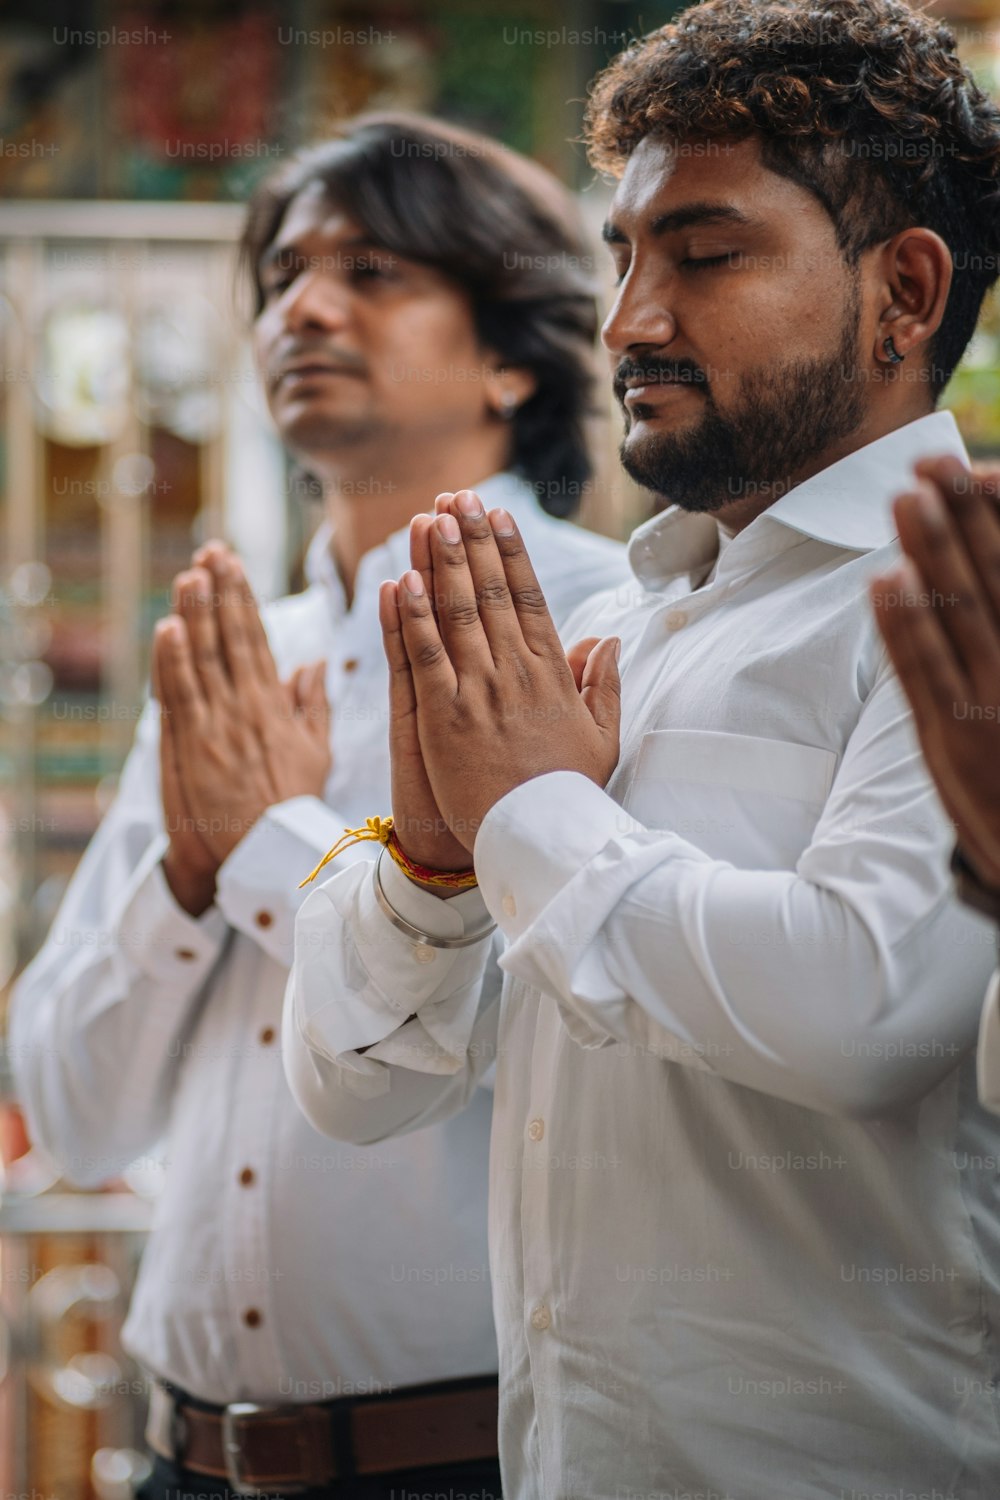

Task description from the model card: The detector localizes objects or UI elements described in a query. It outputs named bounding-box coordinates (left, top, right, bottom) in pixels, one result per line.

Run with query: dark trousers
left=138, top=1452, right=503, bottom=1500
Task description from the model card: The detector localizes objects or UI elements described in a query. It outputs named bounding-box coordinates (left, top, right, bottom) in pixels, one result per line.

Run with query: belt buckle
left=222, top=1402, right=306, bottom=1496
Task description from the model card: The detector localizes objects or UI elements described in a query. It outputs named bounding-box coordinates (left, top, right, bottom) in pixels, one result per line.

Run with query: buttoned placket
left=515, top=521, right=796, bottom=1388
left=519, top=994, right=564, bottom=1379
left=223, top=975, right=288, bottom=1392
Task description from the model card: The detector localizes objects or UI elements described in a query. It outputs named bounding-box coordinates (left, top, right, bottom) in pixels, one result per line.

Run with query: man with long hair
left=10, top=115, right=629, bottom=1498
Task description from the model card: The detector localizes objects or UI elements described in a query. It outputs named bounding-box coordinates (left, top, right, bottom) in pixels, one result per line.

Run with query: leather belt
left=146, top=1375, right=500, bottom=1493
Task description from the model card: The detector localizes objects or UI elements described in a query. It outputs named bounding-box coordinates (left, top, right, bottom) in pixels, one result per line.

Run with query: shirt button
left=501, top=894, right=517, bottom=919
left=342, top=657, right=359, bottom=674
left=259, top=1027, right=275, bottom=1046
left=174, top=947, right=197, bottom=962
left=254, top=910, right=274, bottom=929
left=243, top=1308, right=262, bottom=1329
left=665, top=609, right=688, bottom=631
left=527, top=1118, right=544, bottom=1142
left=238, top=1166, right=256, bottom=1187
left=413, top=945, right=436, bottom=964
left=530, top=1304, right=551, bottom=1331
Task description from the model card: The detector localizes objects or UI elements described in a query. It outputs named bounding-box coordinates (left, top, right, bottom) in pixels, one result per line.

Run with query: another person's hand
left=153, top=547, right=331, bottom=881
left=389, top=489, right=621, bottom=854
left=870, top=454, right=1000, bottom=889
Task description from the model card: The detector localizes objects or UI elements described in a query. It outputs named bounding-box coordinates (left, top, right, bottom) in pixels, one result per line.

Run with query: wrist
left=391, top=820, right=474, bottom=873
left=388, top=826, right=477, bottom=899
left=162, top=848, right=217, bottom=918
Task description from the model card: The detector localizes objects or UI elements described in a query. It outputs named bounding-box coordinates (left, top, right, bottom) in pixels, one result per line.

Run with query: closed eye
left=262, top=275, right=296, bottom=299
left=681, top=254, right=732, bottom=269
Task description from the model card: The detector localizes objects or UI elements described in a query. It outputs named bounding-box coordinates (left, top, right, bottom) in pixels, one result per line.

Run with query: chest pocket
left=622, top=729, right=838, bottom=871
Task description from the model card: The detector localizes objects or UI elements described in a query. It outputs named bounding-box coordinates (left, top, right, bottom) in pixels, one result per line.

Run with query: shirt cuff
left=216, top=796, right=362, bottom=966
left=291, top=853, right=493, bottom=1081
left=377, top=850, right=491, bottom=938
left=474, top=770, right=641, bottom=939
left=977, top=969, right=1000, bottom=1114
left=119, top=837, right=228, bottom=986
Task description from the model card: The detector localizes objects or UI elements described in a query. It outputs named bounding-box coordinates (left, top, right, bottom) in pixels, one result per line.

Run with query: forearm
left=477, top=772, right=997, bottom=1117
left=10, top=840, right=226, bottom=1183
left=284, top=854, right=499, bottom=1141
left=282, top=975, right=498, bottom=1143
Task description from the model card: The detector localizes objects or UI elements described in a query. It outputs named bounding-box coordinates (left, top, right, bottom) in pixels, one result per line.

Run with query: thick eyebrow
left=602, top=202, right=761, bottom=245
left=258, top=234, right=384, bottom=277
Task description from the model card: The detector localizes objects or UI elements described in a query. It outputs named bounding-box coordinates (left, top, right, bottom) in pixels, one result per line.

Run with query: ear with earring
left=498, top=391, right=520, bottom=420
left=882, top=335, right=904, bottom=365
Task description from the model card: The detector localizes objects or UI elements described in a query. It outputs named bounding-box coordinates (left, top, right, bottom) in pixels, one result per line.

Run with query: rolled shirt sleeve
left=283, top=854, right=500, bottom=1140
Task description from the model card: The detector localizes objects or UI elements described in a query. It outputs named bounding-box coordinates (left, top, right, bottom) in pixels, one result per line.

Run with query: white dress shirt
left=285, top=413, right=1000, bottom=1499
left=9, top=471, right=629, bottom=1405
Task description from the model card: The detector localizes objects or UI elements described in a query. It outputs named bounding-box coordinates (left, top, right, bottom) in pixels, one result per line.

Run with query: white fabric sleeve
left=474, top=662, right=996, bottom=1117
left=283, top=853, right=501, bottom=1143
left=8, top=702, right=228, bottom=1186
left=215, top=795, right=381, bottom=968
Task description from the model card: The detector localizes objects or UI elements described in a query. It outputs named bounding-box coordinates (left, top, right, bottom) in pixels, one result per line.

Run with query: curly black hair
left=584, top=0, right=1000, bottom=393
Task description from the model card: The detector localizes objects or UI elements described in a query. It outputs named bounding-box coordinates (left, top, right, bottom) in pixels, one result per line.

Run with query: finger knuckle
left=444, top=601, right=481, bottom=631
left=510, top=585, right=547, bottom=614
left=415, top=639, right=447, bottom=669
left=476, top=579, right=511, bottom=610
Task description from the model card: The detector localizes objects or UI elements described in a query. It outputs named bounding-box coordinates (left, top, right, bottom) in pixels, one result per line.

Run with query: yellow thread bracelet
left=299, top=815, right=478, bottom=892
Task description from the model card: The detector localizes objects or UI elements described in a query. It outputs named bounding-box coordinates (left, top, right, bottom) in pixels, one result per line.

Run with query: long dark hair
left=241, top=112, right=600, bottom=516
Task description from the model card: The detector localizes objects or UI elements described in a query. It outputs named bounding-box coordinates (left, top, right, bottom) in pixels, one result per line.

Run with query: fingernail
left=455, top=490, right=484, bottom=517
left=613, top=637, right=622, bottom=663
left=436, top=514, right=461, bottom=543
left=402, top=570, right=425, bottom=596
left=490, top=508, right=515, bottom=536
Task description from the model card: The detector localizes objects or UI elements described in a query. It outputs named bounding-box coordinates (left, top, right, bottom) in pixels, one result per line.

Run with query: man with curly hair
left=284, top=4, right=1000, bottom=1495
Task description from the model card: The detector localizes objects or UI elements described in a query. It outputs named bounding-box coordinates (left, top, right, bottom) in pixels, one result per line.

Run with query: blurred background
left=0, top=0, right=997, bottom=1492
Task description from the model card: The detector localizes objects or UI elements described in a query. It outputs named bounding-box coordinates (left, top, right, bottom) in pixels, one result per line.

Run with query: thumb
left=294, top=660, right=329, bottom=730
left=566, top=636, right=601, bottom=693
left=308, top=660, right=330, bottom=736
left=579, top=636, right=622, bottom=739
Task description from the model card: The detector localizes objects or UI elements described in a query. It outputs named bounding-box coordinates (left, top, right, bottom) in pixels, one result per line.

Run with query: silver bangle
left=373, top=847, right=497, bottom=950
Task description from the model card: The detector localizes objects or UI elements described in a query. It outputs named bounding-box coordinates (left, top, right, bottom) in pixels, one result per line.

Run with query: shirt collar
left=303, top=471, right=541, bottom=616
left=627, top=409, right=969, bottom=589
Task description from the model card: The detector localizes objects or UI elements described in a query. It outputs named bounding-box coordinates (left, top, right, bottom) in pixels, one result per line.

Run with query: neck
left=716, top=400, right=935, bottom=535
left=314, top=429, right=513, bottom=606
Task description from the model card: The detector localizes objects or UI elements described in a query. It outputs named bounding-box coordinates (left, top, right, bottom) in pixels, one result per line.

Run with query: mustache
left=269, top=342, right=368, bottom=381
left=612, top=357, right=709, bottom=404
